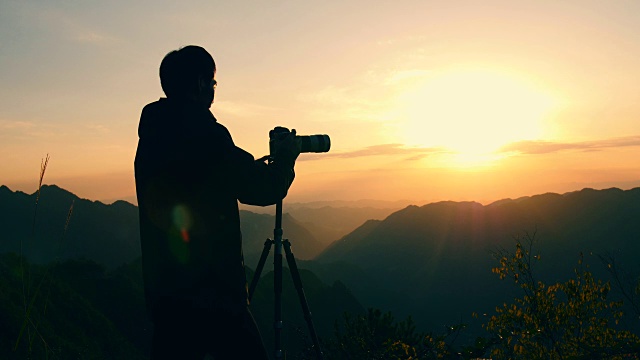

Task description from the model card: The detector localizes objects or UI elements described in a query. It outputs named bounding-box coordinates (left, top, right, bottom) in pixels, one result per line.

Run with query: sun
left=391, top=68, right=557, bottom=165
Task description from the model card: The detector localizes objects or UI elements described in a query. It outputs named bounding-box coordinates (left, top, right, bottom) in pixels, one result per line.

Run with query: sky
left=1, top=0, right=639, bottom=206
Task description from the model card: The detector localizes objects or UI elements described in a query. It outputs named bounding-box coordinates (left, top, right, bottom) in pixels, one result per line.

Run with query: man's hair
left=160, top=45, right=216, bottom=98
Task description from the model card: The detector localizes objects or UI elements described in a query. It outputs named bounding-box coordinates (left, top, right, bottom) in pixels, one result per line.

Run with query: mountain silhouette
left=0, top=185, right=140, bottom=268
left=0, top=185, right=326, bottom=269
left=283, top=206, right=397, bottom=246
left=5, top=184, right=639, bottom=341
left=312, top=187, right=640, bottom=334
left=240, top=211, right=326, bottom=266
left=241, top=203, right=401, bottom=246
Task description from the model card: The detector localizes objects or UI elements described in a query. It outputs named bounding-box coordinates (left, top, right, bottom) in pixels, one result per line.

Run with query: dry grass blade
left=16, top=154, right=50, bottom=352
left=35, top=154, right=49, bottom=207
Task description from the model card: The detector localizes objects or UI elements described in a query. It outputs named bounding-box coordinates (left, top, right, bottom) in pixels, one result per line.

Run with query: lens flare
left=172, top=205, right=193, bottom=243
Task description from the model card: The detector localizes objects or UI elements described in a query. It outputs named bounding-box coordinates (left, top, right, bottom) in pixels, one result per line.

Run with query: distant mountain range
left=0, top=184, right=365, bottom=357
left=0, top=184, right=140, bottom=268
left=0, top=185, right=347, bottom=268
left=239, top=210, right=325, bottom=265
left=309, top=187, right=640, bottom=334
left=4, top=184, right=640, bottom=339
left=281, top=206, right=399, bottom=246
left=241, top=203, right=402, bottom=245
left=244, top=198, right=417, bottom=211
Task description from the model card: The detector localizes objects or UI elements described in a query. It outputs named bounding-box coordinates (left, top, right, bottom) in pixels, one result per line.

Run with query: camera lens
left=297, top=135, right=331, bottom=153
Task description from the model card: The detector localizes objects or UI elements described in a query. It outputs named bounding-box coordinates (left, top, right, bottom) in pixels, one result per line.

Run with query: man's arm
left=226, top=146, right=295, bottom=206
left=206, top=122, right=299, bottom=206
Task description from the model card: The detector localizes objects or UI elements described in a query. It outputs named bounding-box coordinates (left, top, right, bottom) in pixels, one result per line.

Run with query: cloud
left=499, top=136, right=640, bottom=155
left=299, top=143, right=446, bottom=161
left=26, top=6, right=120, bottom=46
left=384, top=69, right=432, bottom=85
left=214, top=100, right=281, bottom=118
left=296, top=75, right=394, bottom=123
left=0, top=120, right=35, bottom=130
left=85, top=124, right=110, bottom=133
left=0, top=119, right=63, bottom=139
left=75, top=31, right=119, bottom=44
left=0, top=120, right=41, bottom=140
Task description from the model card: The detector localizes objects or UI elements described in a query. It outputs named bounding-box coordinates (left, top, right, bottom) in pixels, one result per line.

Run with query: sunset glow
left=1, top=1, right=640, bottom=204
left=393, top=68, right=558, bottom=161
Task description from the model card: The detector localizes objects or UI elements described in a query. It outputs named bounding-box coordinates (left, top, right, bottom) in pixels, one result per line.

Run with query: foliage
left=600, top=253, right=640, bottom=322
left=325, top=308, right=420, bottom=359
left=318, top=308, right=483, bottom=359
left=484, top=232, right=640, bottom=359
left=0, top=254, right=145, bottom=360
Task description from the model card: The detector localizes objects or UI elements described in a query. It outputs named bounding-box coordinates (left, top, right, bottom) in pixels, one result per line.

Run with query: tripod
left=248, top=200, right=324, bottom=360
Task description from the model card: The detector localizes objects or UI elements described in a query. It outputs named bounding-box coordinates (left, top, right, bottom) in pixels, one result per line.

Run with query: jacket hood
left=138, top=98, right=217, bottom=139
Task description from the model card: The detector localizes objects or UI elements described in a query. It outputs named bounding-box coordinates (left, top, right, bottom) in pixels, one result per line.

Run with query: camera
left=269, top=127, right=331, bottom=155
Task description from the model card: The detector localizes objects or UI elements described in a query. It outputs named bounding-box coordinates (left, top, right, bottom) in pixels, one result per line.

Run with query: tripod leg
left=283, top=240, right=324, bottom=359
left=249, top=239, right=273, bottom=302
left=273, top=201, right=285, bottom=359
left=274, top=230, right=284, bottom=359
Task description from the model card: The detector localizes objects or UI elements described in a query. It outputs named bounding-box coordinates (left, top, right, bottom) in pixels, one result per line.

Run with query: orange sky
left=1, top=1, right=639, bottom=206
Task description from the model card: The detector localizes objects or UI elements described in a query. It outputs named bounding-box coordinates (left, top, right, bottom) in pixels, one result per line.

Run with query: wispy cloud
left=0, top=120, right=35, bottom=130
left=215, top=100, right=281, bottom=118
left=27, top=6, right=121, bottom=46
left=85, top=124, right=110, bottom=134
left=0, top=119, right=60, bottom=140
left=298, top=85, right=361, bottom=106
left=299, top=143, right=446, bottom=161
left=296, top=76, right=394, bottom=123
left=500, top=136, right=640, bottom=155
left=384, top=69, right=432, bottom=85
left=75, top=31, right=119, bottom=44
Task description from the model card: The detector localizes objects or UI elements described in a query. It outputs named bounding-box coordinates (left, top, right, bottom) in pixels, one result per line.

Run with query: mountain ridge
left=312, top=186, right=640, bottom=333
left=0, top=184, right=326, bottom=268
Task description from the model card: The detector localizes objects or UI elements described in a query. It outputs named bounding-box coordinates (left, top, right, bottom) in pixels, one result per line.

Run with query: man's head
left=160, top=45, right=216, bottom=108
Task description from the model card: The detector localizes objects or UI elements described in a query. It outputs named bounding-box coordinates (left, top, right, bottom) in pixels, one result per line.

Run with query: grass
left=14, top=154, right=75, bottom=359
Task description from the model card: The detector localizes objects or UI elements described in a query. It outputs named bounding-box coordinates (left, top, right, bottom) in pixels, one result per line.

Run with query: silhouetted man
left=135, top=45, right=299, bottom=360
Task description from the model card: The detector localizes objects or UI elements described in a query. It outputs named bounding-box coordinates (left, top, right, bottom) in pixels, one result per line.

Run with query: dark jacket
left=134, top=98, right=294, bottom=320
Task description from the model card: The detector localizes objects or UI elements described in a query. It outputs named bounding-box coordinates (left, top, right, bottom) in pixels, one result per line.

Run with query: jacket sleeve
left=225, top=146, right=295, bottom=206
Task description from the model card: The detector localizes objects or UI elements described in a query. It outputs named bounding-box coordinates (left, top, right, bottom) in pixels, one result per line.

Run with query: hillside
left=0, top=185, right=325, bottom=268
left=0, top=184, right=366, bottom=357
left=0, top=253, right=364, bottom=359
left=312, top=187, right=640, bottom=333
left=240, top=203, right=401, bottom=245
left=5, top=184, right=640, bottom=349
left=240, top=211, right=326, bottom=265
left=0, top=254, right=146, bottom=359
left=0, top=185, right=140, bottom=268
left=283, top=206, right=397, bottom=246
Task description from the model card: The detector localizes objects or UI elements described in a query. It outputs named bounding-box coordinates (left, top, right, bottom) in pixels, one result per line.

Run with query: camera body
left=269, top=127, right=331, bottom=156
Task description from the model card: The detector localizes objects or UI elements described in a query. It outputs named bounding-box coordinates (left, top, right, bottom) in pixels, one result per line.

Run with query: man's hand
left=272, top=128, right=301, bottom=166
